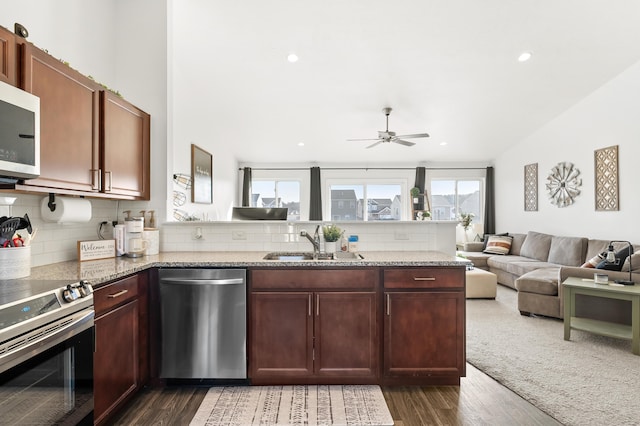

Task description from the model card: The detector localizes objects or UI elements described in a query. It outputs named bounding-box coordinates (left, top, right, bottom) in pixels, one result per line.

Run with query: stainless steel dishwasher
left=159, top=268, right=247, bottom=379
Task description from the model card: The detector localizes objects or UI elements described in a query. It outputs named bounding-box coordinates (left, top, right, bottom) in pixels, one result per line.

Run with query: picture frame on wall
left=594, top=145, right=619, bottom=211
left=191, top=144, right=213, bottom=204
left=524, top=163, right=538, bottom=211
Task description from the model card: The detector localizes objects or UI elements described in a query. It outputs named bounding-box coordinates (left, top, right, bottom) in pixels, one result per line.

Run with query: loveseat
left=459, top=231, right=639, bottom=319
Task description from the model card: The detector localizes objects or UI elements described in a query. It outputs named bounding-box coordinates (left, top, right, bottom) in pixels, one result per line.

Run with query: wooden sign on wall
left=191, top=144, right=213, bottom=204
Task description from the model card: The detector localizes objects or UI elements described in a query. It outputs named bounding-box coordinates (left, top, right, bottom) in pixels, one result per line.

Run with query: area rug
left=466, top=285, right=640, bottom=426
left=189, top=385, right=394, bottom=426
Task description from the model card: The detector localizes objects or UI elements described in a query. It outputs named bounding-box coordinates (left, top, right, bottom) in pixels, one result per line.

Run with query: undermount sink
left=263, top=251, right=363, bottom=261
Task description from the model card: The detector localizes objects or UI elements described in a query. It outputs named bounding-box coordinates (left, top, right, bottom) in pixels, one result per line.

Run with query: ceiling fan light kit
left=347, top=107, right=430, bottom=149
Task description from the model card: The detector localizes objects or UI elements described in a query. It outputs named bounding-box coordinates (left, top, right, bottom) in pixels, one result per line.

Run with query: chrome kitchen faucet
left=300, top=225, right=321, bottom=259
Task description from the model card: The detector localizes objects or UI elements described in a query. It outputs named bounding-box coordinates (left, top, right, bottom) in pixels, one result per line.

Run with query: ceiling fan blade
left=366, top=141, right=383, bottom=149
left=395, top=133, right=430, bottom=139
left=393, top=139, right=416, bottom=147
left=347, top=138, right=382, bottom=141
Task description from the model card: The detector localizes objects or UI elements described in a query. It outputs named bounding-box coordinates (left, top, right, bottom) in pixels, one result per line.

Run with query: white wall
left=170, top=1, right=239, bottom=221
left=494, top=60, right=640, bottom=243
left=0, top=0, right=116, bottom=84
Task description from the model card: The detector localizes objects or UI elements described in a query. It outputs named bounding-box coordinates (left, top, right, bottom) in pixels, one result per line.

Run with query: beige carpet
left=466, top=285, right=640, bottom=426
left=189, top=385, right=394, bottom=426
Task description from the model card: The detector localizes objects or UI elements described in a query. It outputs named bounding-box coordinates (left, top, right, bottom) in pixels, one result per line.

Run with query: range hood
left=232, top=207, right=288, bottom=220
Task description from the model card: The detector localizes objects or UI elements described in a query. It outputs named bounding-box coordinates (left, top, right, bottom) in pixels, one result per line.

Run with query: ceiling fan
left=347, top=107, right=430, bottom=148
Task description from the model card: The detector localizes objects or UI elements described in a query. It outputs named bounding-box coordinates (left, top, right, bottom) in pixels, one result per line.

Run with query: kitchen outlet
left=193, top=227, right=203, bottom=240
left=232, top=230, right=247, bottom=240
left=394, top=232, right=409, bottom=240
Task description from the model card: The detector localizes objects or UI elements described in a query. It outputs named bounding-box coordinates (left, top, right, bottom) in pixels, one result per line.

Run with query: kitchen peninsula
left=23, top=250, right=467, bottom=423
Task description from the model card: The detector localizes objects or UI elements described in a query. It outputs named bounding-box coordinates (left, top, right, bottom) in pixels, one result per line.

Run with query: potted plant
left=410, top=187, right=421, bottom=204
left=322, top=224, right=343, bottom=253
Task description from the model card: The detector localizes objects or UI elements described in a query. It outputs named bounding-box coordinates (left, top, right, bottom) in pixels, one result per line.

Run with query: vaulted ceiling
left=176, top=1, right=640, bottom=164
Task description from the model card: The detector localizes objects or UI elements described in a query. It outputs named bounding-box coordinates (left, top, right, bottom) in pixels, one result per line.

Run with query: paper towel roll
left=40, top=196, right=92, bottom=223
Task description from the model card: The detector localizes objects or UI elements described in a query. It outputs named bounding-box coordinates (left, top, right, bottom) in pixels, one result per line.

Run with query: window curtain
left=414, top=166, right=426, bottom=211
left=309, top=166, right=322, bottom=220
left=241, top=167, right=252, bottom=207
left=484, top=166, right=495, bottom=235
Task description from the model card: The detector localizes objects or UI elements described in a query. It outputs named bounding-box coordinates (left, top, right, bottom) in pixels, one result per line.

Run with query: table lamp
left=605, top=240, right=634, bottom=285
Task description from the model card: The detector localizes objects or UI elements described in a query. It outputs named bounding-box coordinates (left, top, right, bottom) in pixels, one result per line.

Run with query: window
left=430, top=179, right=482, bottom=222
left=329, top=183, right=403, bottom=221
left=251, top=180, right=301, bottom=220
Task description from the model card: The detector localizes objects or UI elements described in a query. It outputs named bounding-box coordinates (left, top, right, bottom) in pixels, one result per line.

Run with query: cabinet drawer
left=95, top=275, right=139, bottom=316
left=251, top=268, right=377, bottom=290
left=384, top=268, right=464, bottom=289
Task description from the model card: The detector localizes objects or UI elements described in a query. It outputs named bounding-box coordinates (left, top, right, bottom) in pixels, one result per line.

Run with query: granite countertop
left=25, top=251, right=469, bottom=286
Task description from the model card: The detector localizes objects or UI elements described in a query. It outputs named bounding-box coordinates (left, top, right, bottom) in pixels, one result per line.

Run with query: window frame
left=248, top=169, right=309, bottom=220
left=426, top=169, right=486, bottom=224
left=323, top=169, right=413, bottom=221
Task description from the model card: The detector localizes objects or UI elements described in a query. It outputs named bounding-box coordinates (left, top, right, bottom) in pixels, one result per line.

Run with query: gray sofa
left=459, top=231, right=639, bottom=319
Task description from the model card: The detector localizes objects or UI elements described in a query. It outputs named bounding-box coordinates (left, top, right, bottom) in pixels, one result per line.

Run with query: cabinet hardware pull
left=414, top=277, right=436, bottom=281
left=386, top=293, right=390, bottom=316
left=105, top=171, right=112, bottom=191
left=316, top=295, right=320, bottom=316
left=308, top=294, right=312, bottom=316
left=91, top=169, right=100, bottom=190
left=107, top=289, right=128, bottom=299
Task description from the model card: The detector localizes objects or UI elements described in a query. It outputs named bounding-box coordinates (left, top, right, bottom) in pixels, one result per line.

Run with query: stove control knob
left=62, top=285, right=78, bottom=302
left=79, top=280, right=93, bottom=297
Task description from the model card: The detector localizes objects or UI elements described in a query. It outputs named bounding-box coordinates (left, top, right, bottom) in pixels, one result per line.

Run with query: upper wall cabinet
left=101, top=91, right=150, bottom=199
left=19, top=41, right=101, bottom=194
left=0, top=26, right=17, bottom=86
left=15, top=40, right=150, bottom=200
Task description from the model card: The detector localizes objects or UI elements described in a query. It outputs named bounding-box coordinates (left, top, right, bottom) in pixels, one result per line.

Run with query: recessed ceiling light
left=287, top=53, right=299, bottom=63
left=518, top=51, right=533, bottom=62
left=439, top=142, right=448, bottom=146
left=297, top=142, right=304, bottom=147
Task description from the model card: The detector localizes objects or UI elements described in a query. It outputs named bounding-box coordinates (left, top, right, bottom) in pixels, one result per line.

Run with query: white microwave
left=0, top=80, right=40, bottom=182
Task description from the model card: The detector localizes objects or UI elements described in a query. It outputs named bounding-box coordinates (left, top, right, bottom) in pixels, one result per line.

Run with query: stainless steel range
left=0, top=279, right=94, bottom=425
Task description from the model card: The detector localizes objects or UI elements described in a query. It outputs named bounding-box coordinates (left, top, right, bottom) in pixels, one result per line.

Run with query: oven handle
left=0, top=308, right=94, bottom=375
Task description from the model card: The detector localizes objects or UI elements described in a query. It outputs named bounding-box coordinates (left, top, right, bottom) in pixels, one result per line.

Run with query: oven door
left=0, top=310, right=94, bottom=425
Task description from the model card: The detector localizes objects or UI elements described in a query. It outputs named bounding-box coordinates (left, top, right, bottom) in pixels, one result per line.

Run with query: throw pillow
left=581, top=252, right=606, bottom=268
left=483, top=235, right=513, bottom=255
left=595, top=246, right=634, bottom=272
left=482, top=232, right=509, bottom=251
left=622, top=252, right=640, bottom=272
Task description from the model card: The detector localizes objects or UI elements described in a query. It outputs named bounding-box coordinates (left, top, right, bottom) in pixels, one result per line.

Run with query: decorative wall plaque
left=546, top=162, right=581, bottom=207
left=594, top=145, right=619, bottom=211
left=191, top=144, right=213, bottom=204
left=524, top=163, right=538, bottom=211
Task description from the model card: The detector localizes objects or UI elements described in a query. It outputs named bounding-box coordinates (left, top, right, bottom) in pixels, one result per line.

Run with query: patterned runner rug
left=189, top=385, right=394, bottom=426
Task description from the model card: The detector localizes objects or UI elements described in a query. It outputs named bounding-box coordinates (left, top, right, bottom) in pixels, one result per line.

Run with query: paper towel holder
left=47, top=193, right=56, bottom=212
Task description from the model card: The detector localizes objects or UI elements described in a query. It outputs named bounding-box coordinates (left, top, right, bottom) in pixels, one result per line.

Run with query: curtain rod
left=238, top=167, right=489, bottom=171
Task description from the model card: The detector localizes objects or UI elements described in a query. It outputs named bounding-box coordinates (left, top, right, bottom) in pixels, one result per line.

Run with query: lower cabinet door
left=94, top=300, right=139, bottom=425
left=315, top=292, right=378, bottom=378
left=384, top=292, right=464, bottom=379
left=250, top=292, right=313, bottom=380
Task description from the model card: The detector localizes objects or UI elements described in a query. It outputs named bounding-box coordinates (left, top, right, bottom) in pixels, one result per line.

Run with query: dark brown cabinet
left=100, top=91, right=150, bottom=199
left=250, top=292, right=313, bottom=378
left=383, top=267, right=465, bottom=385
left=249, top=269, right=379, bottom=384
left=19, top=41, right=100, bottom=193
left=315, top=291, right=377, bottom=378
left=0, top=26, right=16, bottom=86
left=15, top=40, right=150, bottom=200
left=94, top=273, right=148, bottom=426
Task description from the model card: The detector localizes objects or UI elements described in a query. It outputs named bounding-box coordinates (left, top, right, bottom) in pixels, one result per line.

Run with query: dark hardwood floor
left=109, top=364, right=562, bottom=425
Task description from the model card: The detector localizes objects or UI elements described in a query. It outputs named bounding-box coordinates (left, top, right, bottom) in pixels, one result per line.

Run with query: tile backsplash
left=160, top=221, right=456, bottom=256
left=0, top=192, right=456, bottom=269
left=1, top=193, right=120, bottom=267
